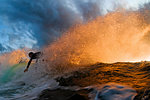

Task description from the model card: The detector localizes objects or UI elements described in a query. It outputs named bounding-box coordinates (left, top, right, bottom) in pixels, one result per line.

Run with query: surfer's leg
left=36, top=59, right=38, bottom=63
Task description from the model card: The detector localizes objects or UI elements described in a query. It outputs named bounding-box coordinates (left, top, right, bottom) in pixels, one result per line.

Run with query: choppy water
left=54, top=62, right=150, bottom=100
left=0, top=51, right=149, bottom=100
left=0, top=62, right=58, bottom=100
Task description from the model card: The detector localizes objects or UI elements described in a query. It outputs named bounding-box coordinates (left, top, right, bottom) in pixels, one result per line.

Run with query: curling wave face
left=0, top=50, right=58, bottom=100
left=1, top=7, right=150, bottom=100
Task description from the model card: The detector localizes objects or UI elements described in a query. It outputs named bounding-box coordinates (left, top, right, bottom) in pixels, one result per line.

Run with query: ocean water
left=93, top=83, right=137, bottom=100
left=0, top=50, right=149, bottom=100
left=1, top=1, right=150, bottom=100
left=0, top=51, right=138, bottom=100
left=0, top=51, right=59, bottom=100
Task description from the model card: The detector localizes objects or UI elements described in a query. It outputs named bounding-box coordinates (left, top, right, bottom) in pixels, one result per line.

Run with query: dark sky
left=0, top=0, right=149, bottom=52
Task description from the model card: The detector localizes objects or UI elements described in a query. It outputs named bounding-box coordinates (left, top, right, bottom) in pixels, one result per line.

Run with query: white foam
left=92, top=83, right=137, bottom=100
left=0, top=54, right=59, bottom=100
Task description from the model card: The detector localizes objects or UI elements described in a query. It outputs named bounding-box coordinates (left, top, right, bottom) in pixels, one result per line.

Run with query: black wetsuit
left=26, top=52, right=41, bottom=69
left=31, top=52, right=41, bottom=59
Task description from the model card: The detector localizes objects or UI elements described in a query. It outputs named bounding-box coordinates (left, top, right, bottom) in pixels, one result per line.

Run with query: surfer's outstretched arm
left=24, top=58, right=32, bottom=72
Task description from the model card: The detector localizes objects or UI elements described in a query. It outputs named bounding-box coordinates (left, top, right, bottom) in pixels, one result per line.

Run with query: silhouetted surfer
left=24, top=52, right=42, bottom=72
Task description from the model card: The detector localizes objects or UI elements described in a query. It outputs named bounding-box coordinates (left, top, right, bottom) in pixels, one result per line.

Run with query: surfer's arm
left=24, top=58, right=32, bottom=72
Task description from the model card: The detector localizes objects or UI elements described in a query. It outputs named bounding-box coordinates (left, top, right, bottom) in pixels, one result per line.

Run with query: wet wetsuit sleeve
left=26, top=58, right=33, bottom=69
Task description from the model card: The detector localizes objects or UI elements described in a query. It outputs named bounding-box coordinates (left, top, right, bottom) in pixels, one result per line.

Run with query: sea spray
left=41, top=11, right=150, bottom=75
left=0, top=49, right=58, bottom=100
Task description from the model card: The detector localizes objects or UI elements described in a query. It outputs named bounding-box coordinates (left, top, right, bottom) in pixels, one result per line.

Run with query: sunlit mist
left=43, top=11, right=150, bottom=68
left=0, top=50, right=28, bottom=66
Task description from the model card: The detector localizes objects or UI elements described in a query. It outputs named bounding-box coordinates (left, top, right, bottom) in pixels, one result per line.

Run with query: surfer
left=24, top=52, right=42, bottom=72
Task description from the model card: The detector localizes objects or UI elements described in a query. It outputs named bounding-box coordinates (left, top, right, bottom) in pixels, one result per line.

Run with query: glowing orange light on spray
left=0, top=49, right=28, bottom=66
left=43, top=11, right=150, bottom=72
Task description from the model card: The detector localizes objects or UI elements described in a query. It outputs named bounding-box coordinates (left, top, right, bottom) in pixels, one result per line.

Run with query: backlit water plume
left=42, top=11, right=150, bottom=72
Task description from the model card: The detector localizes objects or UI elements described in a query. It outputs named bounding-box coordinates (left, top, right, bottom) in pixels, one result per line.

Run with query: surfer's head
left=29, top=52, right=34, bottom=57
